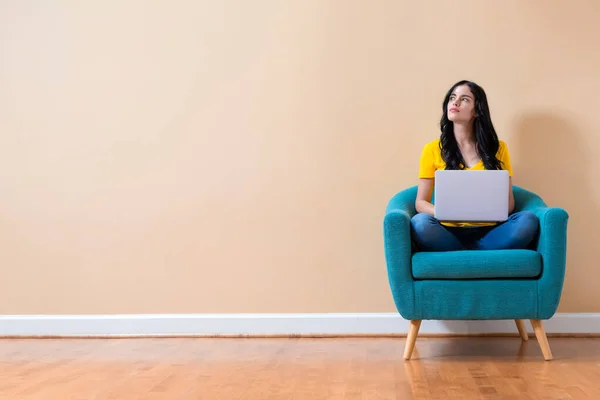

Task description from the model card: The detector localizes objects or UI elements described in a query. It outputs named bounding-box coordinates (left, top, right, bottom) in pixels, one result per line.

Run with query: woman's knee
left=410, top=213, right=438, bottom=234
left=410, top=213, right=463, bottom=251
left=512, top=211, right=539, bottom=241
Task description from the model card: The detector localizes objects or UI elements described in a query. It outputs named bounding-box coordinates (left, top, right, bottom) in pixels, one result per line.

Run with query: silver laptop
left=434, top=170, right=510, bottom=222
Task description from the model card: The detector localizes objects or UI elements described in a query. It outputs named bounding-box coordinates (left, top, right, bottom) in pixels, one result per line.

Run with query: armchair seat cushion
left=412, top=249, right=542, bottom=280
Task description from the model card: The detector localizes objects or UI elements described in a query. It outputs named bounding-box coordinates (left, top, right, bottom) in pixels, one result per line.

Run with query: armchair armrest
left=383, top=186, right=417, bottom=319
left=519, top=197, right=569, bottom=319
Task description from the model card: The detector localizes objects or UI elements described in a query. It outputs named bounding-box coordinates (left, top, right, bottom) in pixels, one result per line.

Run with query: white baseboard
left=0, top=313, right=598, bottom=337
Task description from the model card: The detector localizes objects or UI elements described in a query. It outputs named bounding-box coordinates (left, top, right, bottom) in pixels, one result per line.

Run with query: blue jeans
left=410, top=211, right=539, bottom=251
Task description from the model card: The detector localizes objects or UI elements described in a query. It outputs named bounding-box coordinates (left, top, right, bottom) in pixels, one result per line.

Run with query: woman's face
left=447, top=85, right=476, bottom=123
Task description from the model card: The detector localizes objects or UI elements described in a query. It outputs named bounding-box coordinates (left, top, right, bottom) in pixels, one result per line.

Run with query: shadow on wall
left=510, top=111, right=597, bottom=312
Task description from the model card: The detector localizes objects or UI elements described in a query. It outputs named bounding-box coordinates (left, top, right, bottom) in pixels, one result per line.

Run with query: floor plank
left=0, top=337, right=599, bottom=399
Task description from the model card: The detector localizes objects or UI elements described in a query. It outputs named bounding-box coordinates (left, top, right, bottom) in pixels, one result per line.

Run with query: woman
left=411, top=80, right=538, bottom=251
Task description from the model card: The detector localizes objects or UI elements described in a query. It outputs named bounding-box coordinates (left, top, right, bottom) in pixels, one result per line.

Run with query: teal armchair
left=383, top=186, right=569, bottom=360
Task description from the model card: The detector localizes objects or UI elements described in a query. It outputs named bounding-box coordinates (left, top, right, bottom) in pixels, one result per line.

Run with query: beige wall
left=0, top=1, right=598, bottom=315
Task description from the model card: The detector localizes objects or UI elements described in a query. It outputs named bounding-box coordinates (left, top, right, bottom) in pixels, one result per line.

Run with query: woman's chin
left=448, top=115, right=470, bottom=123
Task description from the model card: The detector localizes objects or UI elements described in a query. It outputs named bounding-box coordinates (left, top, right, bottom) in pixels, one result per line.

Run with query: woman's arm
left=415, top=178, right=435, bottom=216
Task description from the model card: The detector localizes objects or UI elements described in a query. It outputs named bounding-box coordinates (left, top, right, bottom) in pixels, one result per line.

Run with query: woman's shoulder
left=419, top=138, right=442, bottom=164
left=418, top=138, right=442, bottom=177
left=497, top=139, right=510, bottom=154
left=422, top=138, right=441, bottom=151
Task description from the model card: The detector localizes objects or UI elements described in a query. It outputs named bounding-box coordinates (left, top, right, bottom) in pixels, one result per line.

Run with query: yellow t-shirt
left=418, top=138, right=513, bottom=227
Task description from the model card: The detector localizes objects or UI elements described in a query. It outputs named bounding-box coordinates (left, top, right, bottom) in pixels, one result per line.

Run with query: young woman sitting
left=412, top=80, right=539, bottom=252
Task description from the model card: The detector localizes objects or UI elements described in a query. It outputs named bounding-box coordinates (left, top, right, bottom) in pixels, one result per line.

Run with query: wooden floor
left=1, top=337, right=599, bottom=399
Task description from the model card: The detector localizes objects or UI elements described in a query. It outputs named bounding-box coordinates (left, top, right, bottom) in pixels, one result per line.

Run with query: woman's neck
left=453, top=122, right=476, bottom=147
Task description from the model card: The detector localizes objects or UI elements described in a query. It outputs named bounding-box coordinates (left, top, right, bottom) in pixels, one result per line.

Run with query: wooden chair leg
left=530, top=319, right=553, bottom=361
left=515, top=319, right=529, bottom=341
left=404, top=320, right=421, bottom=360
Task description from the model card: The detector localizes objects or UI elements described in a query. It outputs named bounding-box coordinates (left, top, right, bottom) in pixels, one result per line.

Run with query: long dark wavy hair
left=439, top=80, right=502, bottom=170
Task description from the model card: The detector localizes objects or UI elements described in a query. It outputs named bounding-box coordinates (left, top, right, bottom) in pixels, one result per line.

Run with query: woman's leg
left=475, top=211, right=539, bottom=250
left=410, top=213, right=464, bottom=251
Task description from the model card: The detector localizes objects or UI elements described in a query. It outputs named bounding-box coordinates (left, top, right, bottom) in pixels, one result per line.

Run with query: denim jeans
left=410, top=211, right=539, bottom=251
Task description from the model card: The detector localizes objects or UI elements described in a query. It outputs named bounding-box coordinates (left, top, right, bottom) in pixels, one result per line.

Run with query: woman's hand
left=415, top=178, right=435, bottom=216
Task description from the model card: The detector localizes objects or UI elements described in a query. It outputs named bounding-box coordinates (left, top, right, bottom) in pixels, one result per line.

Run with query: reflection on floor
left=0, top=337, right=599, bottom=399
